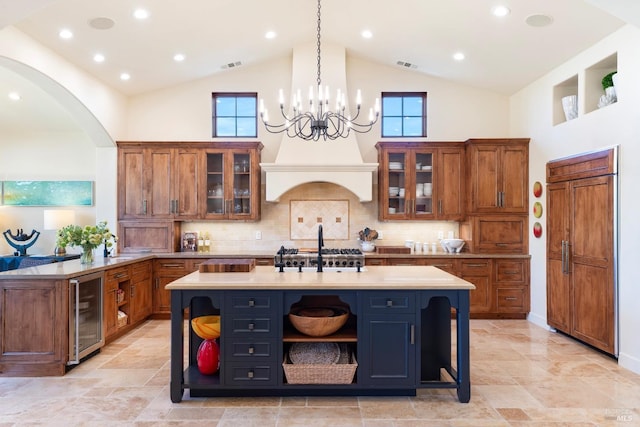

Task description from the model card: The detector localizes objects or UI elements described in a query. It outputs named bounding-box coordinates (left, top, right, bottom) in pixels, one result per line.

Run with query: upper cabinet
left=117, top=143, right=200, bottom=220
left=376, top=142, right=465, bottom=221
left=202, top=143, right=262, bottom=221
left=465, top=139, right=529, bottom=214
left=117, top=141, right=262, bottom=223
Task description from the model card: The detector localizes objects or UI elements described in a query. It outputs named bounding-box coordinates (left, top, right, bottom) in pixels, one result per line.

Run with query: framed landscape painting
left=1, top=181, right=94, bottom=206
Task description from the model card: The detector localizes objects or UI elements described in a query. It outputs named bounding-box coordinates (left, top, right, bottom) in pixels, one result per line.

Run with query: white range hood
left=260, top=43, right=378, bottom=202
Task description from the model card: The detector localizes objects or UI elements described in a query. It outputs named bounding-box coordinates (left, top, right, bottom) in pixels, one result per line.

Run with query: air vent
left=396, top=61, right=417, bottom=69
left=222, top=61, right=242, bottom=69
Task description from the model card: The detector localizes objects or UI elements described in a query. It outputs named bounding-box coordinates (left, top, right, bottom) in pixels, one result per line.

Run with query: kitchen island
left=166, top=265, right=475, bottom=403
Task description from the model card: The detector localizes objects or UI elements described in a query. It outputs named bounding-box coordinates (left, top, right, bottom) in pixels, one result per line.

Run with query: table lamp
left=43, top=209, right=76, bottom=256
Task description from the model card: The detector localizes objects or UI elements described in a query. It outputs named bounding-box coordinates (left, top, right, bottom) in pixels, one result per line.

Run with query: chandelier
left=259, top=0, right=379, bottom=141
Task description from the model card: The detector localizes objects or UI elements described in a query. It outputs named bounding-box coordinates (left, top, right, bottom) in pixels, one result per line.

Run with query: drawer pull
left=162, top=263, right=183, bottom=268
left=247, top=370, right=254, bottom=379
left=386, top=299, right=393, bottom=307
left=503, top=270, right=518, bottom=275
left=248, top=299, right=255, bottom=307
left=504, top=297, right=518, bottom=301
left=496, top=243, right=508, bottom=247
left=248, top=322, right=255, bottom=331
left=113, top=272, right=128, bottom=279
left=464, top=263, right=487, bottom=268
left=248, top=346, right=254, bottom=354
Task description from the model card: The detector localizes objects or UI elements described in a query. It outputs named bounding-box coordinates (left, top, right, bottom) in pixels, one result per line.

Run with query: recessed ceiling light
left=59, top=28, right=73, bottom=39
left=526, top=14, right=553, bottom=27
left=361, top=30, right=373, bottom=39
left=93, top=53, right=105, bottom=63
left=120, top=72, right=131, bottom=81
left=492, top=5, right=511, bottom=17
left=173, top=53, right=186, bottom=62
left=133, top=8, right=149, bottom=20
left=265, top=31, right=277, bottom=39
left=453, top=52, right=465, bottom=61
left=8, top=92, right=21, bottom=101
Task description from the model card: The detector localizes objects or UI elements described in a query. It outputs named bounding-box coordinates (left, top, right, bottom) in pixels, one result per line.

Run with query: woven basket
left=283, top=350, right=357, bottom=385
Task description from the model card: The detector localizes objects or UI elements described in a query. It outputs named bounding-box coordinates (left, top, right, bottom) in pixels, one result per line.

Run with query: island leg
left=456, top=290, right=471, bottom=403
left=170, top=290, right=185, bottom=403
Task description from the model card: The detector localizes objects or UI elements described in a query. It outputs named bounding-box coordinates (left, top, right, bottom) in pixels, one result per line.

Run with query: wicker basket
left=283, top=349, right=357, bottom=385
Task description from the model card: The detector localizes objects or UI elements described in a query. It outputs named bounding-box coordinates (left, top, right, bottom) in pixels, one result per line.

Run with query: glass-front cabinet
left=377, top=141, right=465, bottom=221
left=203, top=142, right=262, bottom=220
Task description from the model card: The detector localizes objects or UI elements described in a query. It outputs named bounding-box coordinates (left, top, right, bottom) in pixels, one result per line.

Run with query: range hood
left=260, top=43, right=378, bottom=202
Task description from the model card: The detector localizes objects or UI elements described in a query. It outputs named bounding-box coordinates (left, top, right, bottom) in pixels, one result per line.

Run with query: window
left=212, top=93, right=257, bottom=137
left=381, top=92, right=427, bottom=137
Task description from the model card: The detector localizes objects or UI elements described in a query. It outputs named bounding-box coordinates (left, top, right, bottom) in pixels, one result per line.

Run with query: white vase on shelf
left=561, top=95, right=578, bottom=121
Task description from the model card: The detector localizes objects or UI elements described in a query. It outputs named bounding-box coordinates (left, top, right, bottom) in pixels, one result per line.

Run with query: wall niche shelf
left=552, top=52, right=618, bottom=126
left=585, top=53, right=617, bottom=114
left=553, top=75, right=578, bottom=126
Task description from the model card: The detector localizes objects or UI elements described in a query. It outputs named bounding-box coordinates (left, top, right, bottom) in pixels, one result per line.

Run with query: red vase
left=196, top=339, right=220, bottom=375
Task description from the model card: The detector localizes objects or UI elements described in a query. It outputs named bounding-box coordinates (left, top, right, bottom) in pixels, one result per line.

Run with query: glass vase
left=80, top=247, right=95, bottom=265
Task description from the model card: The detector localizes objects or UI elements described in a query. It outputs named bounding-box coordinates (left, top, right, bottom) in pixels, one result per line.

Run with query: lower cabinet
left=459, top=259, right=492, bottom=315
left=359, top=292, right=416, bottom=386
left=153, top=258, right=199, bottom=315
left=104, top=266, right=131, bottom=339
left=130, top=260, right=153, bottom=323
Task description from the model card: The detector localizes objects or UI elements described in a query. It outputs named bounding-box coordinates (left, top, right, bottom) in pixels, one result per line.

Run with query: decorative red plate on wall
left=533, top=222, right=543, bottom=238
left=533, top=181, right=543, bottom=198
left=533, top=201, right=543, bottom=218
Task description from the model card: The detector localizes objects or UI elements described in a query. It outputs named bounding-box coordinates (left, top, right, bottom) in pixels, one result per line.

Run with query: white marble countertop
left=165, top=265, right=475, bottom=291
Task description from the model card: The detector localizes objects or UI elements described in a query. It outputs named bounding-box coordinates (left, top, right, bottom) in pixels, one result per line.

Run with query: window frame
left=380, top=92, right=427, bottom=138
left=212, top=92, right=258, bottom=138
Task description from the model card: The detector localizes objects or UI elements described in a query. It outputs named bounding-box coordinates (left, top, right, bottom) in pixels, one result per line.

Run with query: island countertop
left=165, top=265, right=476, bottom=291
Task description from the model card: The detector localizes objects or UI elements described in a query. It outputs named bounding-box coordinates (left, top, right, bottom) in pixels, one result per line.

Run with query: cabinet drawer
left=227, top=294, right=274, bottom=310
left=365, top=258, right=386, bottom=266
left=224, top=363, right=276, bottom=386
left=131, top=261, right=152, bottom=281
left=495, top=260, right=526, bottom=284
left=363, top=292, right=415, bottom=313
left=105, top=266, right=130, bottom=282
left=496, top=288, right=526, bottom=312
left=154, top=259, right=190, bottom=272
left=424, top=258, right=458, bottom=275
left=226, top=317, right=273, bottom=334
left=459, top=259, right=491, bottom=275
left=225, top=341, right=275, bottom=359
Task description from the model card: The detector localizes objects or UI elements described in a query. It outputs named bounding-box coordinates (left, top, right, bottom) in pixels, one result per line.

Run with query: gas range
left=274, top=247, right=365, bottom=270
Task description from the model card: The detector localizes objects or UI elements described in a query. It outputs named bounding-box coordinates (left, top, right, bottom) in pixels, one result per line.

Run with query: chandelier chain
left=316, top=0, right=322, bottom=88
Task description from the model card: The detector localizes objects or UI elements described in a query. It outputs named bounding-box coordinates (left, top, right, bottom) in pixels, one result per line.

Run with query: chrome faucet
left=317, top=224, right=324, bottom=272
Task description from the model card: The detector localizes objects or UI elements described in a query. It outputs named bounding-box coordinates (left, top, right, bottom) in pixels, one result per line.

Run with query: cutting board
left=375, top=246, right=411, bottom=254
left=199, top=258, right=255, bottom=273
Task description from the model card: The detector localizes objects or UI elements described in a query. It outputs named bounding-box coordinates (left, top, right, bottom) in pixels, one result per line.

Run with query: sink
left=275, top=266, right=367, bottom=273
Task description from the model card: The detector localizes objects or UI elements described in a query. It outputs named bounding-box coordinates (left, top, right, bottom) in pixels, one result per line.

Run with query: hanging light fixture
left=260, top=0, right=379, bottom=141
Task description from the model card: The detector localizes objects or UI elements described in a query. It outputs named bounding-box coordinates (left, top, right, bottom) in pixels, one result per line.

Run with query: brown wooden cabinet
left=118, top=220, right=181, bottom=253
left=130, top=260, right=153, bottom=324
left=466, top=139, right=529, bottom=214
left=546, top=148, right=617, bottom=355
left=493, top=259, right=530, bottom=316
left=461, top=215, right=528, bottom=254
left=153, top=258, right=200, bottom=315
left=376, top=142, right=464, bottom=221
left=104, top=266, right=131, bottom=339
left=117, top=143, right=201, bottom=220
left=202, top=142, right=262, bottom=220
left=459, top=259, right=492, bottom=314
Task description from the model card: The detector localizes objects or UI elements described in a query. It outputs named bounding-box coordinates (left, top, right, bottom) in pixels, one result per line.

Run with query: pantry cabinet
left=465, top=139, right=529, bottom=214
left=376, top=142, right=465, bottom=221
left=546, top=147, right=617, bottom=355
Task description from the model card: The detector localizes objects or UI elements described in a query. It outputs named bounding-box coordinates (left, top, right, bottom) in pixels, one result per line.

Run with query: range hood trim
left=261, top=162, right=378, bottom=202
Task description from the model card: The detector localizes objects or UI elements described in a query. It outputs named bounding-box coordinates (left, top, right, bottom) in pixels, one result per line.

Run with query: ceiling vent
left=222, top=61, right=242, bottom=69
left=396, top=61, right=417, bottom=69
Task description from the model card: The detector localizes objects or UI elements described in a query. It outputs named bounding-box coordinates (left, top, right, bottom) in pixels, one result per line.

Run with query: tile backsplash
left=185, top=182, right=459, bottom=252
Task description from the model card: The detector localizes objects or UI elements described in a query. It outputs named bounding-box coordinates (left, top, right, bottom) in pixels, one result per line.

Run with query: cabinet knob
left=248, top=322, right=255, bottom=331
left=386, top=299, right=393, bottom=307
left=248, top=346, right=254, bottom=354
left=248, top=299, right=255, bottom=307
left=247, top=370, right=254, bottom=379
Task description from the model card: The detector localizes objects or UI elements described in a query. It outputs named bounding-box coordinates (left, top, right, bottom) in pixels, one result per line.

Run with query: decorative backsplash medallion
left=290, top=200, right=349, bottom=240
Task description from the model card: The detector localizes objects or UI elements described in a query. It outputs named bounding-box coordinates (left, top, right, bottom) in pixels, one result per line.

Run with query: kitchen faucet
left=317, top=224, right=324, bottom=272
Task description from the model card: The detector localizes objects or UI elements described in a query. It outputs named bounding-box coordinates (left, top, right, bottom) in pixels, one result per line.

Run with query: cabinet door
left=228, top=151, right=260, bottom=220
left=153, top=259, right=193, bottom=315
left=569, top=175, right=615, bottom=353
left=148, top=149, right=173, bottom=218
left=469, top=215, right=528, bottom=254
left=493, top=259, right=530, bottom=315
left=173, top=149, right=201, bottom=219
left=130, top=261, right=153, bottom=323
left=500, top=145, right=528, bottom=212
left=546, top=182, right=570, bottom=331
left=435, top=147, right=465, bottom=220
left=118, top=148, right=146, bottom=219
left=468, top=144, right=500, bottom=212
left=203, top=151, right=227, bottom=218
left=362, top=314, right=416, bottom=386
left=459, top=260, right=491, bottom=314
left=378, top=148, right=411, bottom=220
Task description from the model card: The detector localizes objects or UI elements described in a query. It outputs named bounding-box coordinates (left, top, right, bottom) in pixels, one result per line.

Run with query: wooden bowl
left=191, top=315, right=221, bottom=340
left=289, top=307, right=349, bottom=337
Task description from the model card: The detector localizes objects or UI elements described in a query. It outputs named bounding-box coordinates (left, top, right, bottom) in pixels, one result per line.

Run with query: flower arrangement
left=56, top=221, right=117, bottom=264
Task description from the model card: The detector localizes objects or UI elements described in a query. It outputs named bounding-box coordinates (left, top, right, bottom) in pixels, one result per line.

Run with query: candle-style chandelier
left=260, top=0, right=379, bottom=141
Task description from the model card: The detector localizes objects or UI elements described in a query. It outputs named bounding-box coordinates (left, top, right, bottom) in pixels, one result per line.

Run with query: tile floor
left=0, top=319, right=638, bottom=426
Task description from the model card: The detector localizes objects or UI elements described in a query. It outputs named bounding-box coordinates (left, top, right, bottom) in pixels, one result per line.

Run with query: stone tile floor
left=0, top=319, right=638, bottom=426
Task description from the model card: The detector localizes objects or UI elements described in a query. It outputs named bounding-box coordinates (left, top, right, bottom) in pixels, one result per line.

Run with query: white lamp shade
left=43, top=209, right=76, bottom=230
